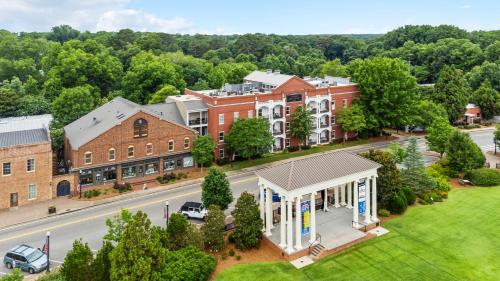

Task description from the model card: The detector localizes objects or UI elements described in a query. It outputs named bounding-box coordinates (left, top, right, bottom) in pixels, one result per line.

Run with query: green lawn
left=216, top=186, right=500, bottom=281
left=220, top=139, right=369, bottom=172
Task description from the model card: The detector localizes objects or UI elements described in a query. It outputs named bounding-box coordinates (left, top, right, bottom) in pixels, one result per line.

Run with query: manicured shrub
left=235, top=255, right=241, bottom=261
left=419, top=192, right=434, bottom=205
left=300, top=145, right=311, bottom=150
left=113, top=182, right=132, bottom=193
left=228, top=248, right=235, bottom=256
left=464, top=168, right=500, bottom=186
left=378, top=209, right=391, bottom=217
left=387, top=191, right=408, bottom=214
left=430, top=191, right=443, bottom=202
left=221, top=252, right=228, bottom=260
left=402, top=187, right=416, bottom=205
left=433, top=177, right=451, bottom=193
left=160, top=246, right=216, bottom=281
left=287, top=146, right=300, bottom=152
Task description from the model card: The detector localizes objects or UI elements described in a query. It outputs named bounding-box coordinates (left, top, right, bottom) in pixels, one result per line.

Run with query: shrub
left=221, top=252, right=228, bottom=260
left=464, top=168, right=500, bottom=186
left=433, top=177, right=451, bottom=193
left=378, top=209, right=391, bottom=217
left=60, top=240, right=93, bottom=281
left=228, top=248, right=235, bottom=256
left=300, top=145, right=311, bottom=150
left=231, top=192, right=263, bottom=250
left=430, top=191, right=443, bottom=202
left=0, top=269, right=23, bottom=281
left=216, top=158, right=228, bottom=165
left=387, top=191, right=407, bottom=214
left=235, top=255, right=241, bottom=261
left=288, top=146, right=300, bottom=152
left=157, top=173, right=178, bottom=184
left=402, top=187, right=416, bottom=205
left=201, top=205, right=226, bottom=252
left=113, top=182, right=132, bottom=193
left=160, top=246, right=216, bottom=281
left=419, top=192, right=434, bottom=205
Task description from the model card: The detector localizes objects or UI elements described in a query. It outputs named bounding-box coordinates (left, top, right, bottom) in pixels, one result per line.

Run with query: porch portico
left=256, top=151, right=381, bottom=255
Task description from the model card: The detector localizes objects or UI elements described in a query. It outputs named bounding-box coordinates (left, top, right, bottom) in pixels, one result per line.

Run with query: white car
left=179, top=202, right=207, bottom=220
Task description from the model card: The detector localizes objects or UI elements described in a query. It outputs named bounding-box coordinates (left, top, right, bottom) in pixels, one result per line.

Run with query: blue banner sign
left=301, top=201, right=311, bottom=236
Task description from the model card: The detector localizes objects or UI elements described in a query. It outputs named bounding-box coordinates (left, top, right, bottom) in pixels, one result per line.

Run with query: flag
left=42, top=242, right=48, bottom=254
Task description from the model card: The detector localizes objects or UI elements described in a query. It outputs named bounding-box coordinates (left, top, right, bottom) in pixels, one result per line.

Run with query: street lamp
left=164, top=201, right=170, bottom=228
left=46, top=231, right=50, bottom=273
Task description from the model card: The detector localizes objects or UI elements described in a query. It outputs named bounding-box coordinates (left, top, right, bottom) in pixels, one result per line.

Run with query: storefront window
left=122, top=165, right=136, bottom=178
left=103, top=166, right=117, bottom=181
left=164, top=159, right=175, bottom=171
left=80, top=170, right=94, bottom=186
left=183, top=156, right=194, bottom=167
left=145, top=159, right=159, bottom=175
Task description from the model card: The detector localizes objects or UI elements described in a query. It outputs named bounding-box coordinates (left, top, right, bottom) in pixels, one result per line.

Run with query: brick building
left=0, top=115, right=53, bottom=209
left=185, top=70, right=360, bottom=159
left=63, top=97, right=198, bottom=193
left=463, top=103, right=482, bottom=124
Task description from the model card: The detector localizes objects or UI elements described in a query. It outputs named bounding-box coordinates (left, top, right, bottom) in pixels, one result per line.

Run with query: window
left=184, top=138, right=190, bottom=149
left=331, top=130, right=336, bottom=139
left=103, top=166, right=117, bottom=182
left=146, top=143, right=153, bottom=155
left=248, top=110, right=253, bottom=118
left=127, top=146, right=134, bottom=158
left=286, top=94, right=302, bottom=102
left=219, top=148, right=225, bottom=159
left=168, top=140, right=174, bottom=151
left=84, top=152, right=92, bottom=165
left=219, top=131, right=224, bottom=142
left=28, top=184, right=37, bottom=200
left=122, top=165, right=137, bottom=179
left=331, top=115, right=336, bottom=125
left=285, top=122, right=290, bottom=132
left=108, top=148, right=116, bottom=161
left=218, top=113, right=224, bottom=125
left=164, top=159, right=175, bottom=171
left=2, top=162, right=11, bottom=176
left=27, top=159, right=35, bottom=172
left=133, top=118, right=148, bottom=138
left=285, top=138, right=291, bottom=147
left=234, top=112, right=239, bottom=121
left=331, top=100, right=336, bottom=109
left=342, top=99, right=347, bottom=108
left=145, top=159, right=159, bottom=175
left=285, top=106, right=291, bottom=115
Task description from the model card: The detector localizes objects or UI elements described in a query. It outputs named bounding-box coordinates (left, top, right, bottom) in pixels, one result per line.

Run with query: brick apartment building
left=0, top=115, right=53, bottom=209
left=63, top=97, right=198, bottom=192
left=185, top=70, right=360, bottom=159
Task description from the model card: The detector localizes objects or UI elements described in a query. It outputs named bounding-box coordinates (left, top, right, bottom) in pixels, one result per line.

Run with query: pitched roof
left=142, top=103, right=184, bottom=125
left=0, top=114, right=52, bottom=134
left=244, top=70, right=294, bottom=87
left=0, top=128, right=49, bottom=148
left=256, top=151, right=381, bottom=191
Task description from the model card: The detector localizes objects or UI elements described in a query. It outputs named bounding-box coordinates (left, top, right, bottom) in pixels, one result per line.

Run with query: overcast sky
left=0, top=0, right=499, bottom=34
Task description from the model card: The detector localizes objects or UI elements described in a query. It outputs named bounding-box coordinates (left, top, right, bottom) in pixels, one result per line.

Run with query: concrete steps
left=310, top=243, right=326, bottom=260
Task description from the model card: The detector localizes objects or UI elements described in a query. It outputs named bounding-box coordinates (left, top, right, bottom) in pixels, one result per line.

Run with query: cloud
left=0, top=0, right=193, bottom=33
left=460, top=4, right=472, bottom=9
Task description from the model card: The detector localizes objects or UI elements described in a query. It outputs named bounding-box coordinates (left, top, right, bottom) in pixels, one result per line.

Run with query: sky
left=0, top=0, right=499, bottom=34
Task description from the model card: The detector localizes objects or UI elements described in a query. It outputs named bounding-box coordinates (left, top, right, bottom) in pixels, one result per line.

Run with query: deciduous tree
left=201, top=168, right=232, bottom=210
left=445, top=131, right=486, bottom=173
left=60, top=239, right=94, bottom=281
left=290, top=106, right=314, bottom=147
left=338, top=104, right=366, bottom=142
left=192, top=135, right=216, bottom=172
left=470, top=80, right=499, bottom=120
left=201, top=205, right=225, bottom=252
left=433, top=65, right=470, bottom=123
left=225, top=117, right=273, bottom=159
left=426, top=117, right=454, bottom=158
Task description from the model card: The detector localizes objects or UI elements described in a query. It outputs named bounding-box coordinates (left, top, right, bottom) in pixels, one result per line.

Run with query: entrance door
left=10, top=193, right=18, bottom=207
left=57, top=181, right=71, bottom=197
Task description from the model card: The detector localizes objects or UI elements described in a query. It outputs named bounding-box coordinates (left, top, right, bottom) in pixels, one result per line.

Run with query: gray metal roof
left=142, top=103, right=185, bottom=125
left=0, top=114, right=53, bottom=134
left=244, top=70, right=293, bottom=87
left=183, top=100, right=208, bottom=111
left=0, top=128, right=49, bottom=148
left=256, top=151, right=381, bottom=191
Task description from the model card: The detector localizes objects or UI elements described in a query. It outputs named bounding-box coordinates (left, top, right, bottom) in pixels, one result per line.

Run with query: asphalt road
left=0, top=128, right=494, bottom=277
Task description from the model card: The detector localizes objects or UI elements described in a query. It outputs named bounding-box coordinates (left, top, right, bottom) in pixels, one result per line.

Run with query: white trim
left=108, top=148, right=116, bottom=161
left=183, top=137, right=190, bottom=149
left=127, top=145, right=134, bottom=158
left=84, top=151, right=92, bottom=165
left=146, top=143, right=153, bottom=155
left=168, top=140, right=174, bottom=152
left=26, top=158, right=35, bottom=173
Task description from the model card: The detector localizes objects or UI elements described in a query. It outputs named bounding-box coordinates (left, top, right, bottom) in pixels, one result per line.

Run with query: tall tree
left=60, top=239, right=94, bottom=281
left=225, top=117, right=273, bottom=159
left=166, top=213, right=190, bottom=250
left=290, top=106, right=314, bottom=147
left=411, top=99, right=447, bottom=129
left=51, top=85, right=101, bottom=126
left=231, top=192, right=263, bottom=250
left=433, top=65, right=470, bottom=123
left=92, top=241, right=114, bottom=281
left=47, top=25, right=80, bottom=43
left=445, top=130, right=486, bottom=173
left=201, top=168, right=233, bottom=210
left=192, top=135, right=216, bottom=172
left=338, top=104, right=366, bottom=142
left=104, top=209, right=133, bottom=244
left=470, top=80, right=499, bottom=120
left=0, top=86, right=20, bottom=118
left=318, top=58, right=348, bottom=77
left=401, top=137, right=434, bottom=195
left=426, top=117, right=454, bottom=158
left=201, top=205, right=226, bottom=252
left=148, top=84, right=178, bottom=104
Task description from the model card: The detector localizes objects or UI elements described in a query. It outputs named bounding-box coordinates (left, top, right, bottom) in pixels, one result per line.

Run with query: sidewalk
left=0, top=137, right=402, bottom=230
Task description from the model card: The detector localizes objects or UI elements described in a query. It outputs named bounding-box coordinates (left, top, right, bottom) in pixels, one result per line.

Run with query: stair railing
left=308, top=233, right=322, bottom=255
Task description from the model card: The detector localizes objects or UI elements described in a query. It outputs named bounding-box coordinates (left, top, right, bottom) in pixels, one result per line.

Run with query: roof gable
left=275, top=76, right=315, bottom=92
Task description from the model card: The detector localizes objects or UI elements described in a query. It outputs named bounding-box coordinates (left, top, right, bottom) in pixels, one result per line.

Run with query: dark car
left=179, top=202, right=207, bottom=220
left=3, top=244, right=48, bottom=274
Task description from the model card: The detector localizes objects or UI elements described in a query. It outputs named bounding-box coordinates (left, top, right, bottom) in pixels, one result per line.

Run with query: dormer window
left=133, top=118, right=148, bottom=138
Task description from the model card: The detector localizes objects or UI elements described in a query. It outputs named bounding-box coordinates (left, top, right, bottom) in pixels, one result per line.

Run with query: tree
left=433, top=65, right=470, bottom=123
left=201, top=205, right=226, bottom=252
left=92, top=241, right=114, bottom=281
left=318, top=58, right=347, bottom=77
left=207, top=67, right=225, bottom=89
left=495, top=124, right=500, bottom=155
left=470, top=81, right=499, bottom=120
left=0, top=86, right=20, bottom=118
left=485, top=41, right=500, bottom=62
left=60, top=239, right=94, bottom=281
left=225, top=117, right=273, bottom=159
left=411, top=99, right=447, bottom=129
left=426, top=117, right=454, bottom=158
left=466, top=61, right=500, bottom=92
left=231, top=192, right=263, bottom=250
left=401, top=137, right=434, bottom=195
left=16, top=94, right=51, bottom=116
left=104, top=209, right=133, bottom=244
left=387, top=142, right=407, bottom=164
left=160, top=247, right=216, bottom=281
left=47, top=25, right=80, bottom=43
left=351, top=57, right=417, bottom=131
left=445, top=130, right=486, bottom=173
left=148, top=84, right=177, bottom=104
left=338, top=104, right=366, bottom=142
left=290, top=106, right=314, bottom=147
left=192, top=135, right=216, bottom=172
left=201, top=168, right=233, bottom=210
left=0, top=269, right=22, bottom=281
left=166, top=213, right=190, bottom=250
left=51, top=85, right=101, bottom=126
left=110, top=211, right=167, bottom=281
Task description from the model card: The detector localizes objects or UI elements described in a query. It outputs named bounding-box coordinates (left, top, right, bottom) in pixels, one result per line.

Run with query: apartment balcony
left=273, top=129, right=283, bottom=136
left=320, top=137, right=330, bottom=143
left=320, top=122, right=329, bottom=128
left=188, top=118, right=208, bottom=126
left=273, top=112, right=283, bottom=119
left=309, top=108, right=318, bottom=114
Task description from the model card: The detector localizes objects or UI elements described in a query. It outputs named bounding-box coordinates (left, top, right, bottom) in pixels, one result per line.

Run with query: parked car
left=259, top=190, right=281, bottom=202
left=3, top=244, right=48, bottom=274
left=179, top=202, right=207, bottom=220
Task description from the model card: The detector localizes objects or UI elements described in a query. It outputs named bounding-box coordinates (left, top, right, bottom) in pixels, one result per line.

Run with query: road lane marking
left=0, top=176, right=258, bottom=243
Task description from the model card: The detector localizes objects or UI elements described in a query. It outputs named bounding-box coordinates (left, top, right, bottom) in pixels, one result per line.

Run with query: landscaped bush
left=464, top=168, right=500, bottom=186
left=287, top=146, right=300, bottom=152
left=216, top=158, right=228, bottom=166
left=300, top=145, right=311, bottom=150
left=228, top=248, right=235, bottom=256
left=378, top=209, right=391, bottom=217
left=402, top=187, right=416, bottom=205
left=112, top=182, right=132, bottom=193
left=457, top=124, right=481, bottom=129
left=157, top=173, right=179, bottom=184
left=83, top=189, right=101, bottom=198
left=387, top=191, right=408, bottom=214
left=433, top=177, right=451, bottom=193
left=430, top=191, right=443, bottom=202
left=160, top=246, right=216, bottom=281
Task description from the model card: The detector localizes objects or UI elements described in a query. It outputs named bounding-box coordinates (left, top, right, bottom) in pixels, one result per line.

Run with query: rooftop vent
left=116, top=113, right=126, bottom=119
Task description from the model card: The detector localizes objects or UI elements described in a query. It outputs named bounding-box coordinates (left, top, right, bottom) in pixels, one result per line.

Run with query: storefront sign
left=301, top=201, right=311, bottom=236
left=358, top=182, right=366, bottom=215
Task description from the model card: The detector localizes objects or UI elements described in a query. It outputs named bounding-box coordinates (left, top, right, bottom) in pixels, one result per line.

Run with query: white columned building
left=256, top=151, right=381, bottom=255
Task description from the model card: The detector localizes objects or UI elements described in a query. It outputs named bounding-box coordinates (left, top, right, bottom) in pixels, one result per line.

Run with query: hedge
left=464, top=168, right=500, bottom=186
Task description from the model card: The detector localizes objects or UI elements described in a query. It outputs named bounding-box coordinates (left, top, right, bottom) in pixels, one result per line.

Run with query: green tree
left=201, top=205, right=226, bottom=252
left=0, top=86, right=20, bottom=118
left=16, top=94, right=51, bottom=116
left=318, top=59, right=348, bottom=77
left=466, top=61, right=500, bottom=92
left=60, top=239, right=94, bottom=281
left=207, top=67, right=226, bottom=89
left=495, top=124, right=500, bottom=155
left=104, top=209, right=133, bottom=243
left=351, top=57, right=417, bottom=131
left=470, top=81, right=499, bottom=120
left=148, top=84, right=178, bottom=104
left=401, top=137, right=434, bottom=195
left=201, top=168, right=233, bottom=210
left=290, top=106, right=314, bottom=147
left=411, top=99, right=447, bottom=129
left=445, top=130, right=486, bottom=173
left=92, top=241, right=114, bottom=281
left=485, top=40, right=500, bottom=62
left=387, top=142, right=407, bottom=164
left=231, top=192, right=263, bottom=250
left=433, top=65, right=470, bottom=123
left=426, top=117, right=454, bottom=158
left=160, top=247, right=216, bottom=281
left=192, top=135, right=216, bottom=172
left=52, top=85, right=101, bottom=126
left=166, top=213, right=190, bottom=250
left=338, top=104, right=366, bottom=142
left=47, top=25, right=80, bottom=43
left=0, top=269, right=22, bottom=281
left=225, top=117, right=273, bottom=159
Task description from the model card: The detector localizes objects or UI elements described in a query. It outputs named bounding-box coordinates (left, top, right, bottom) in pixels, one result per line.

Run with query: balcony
left=188, top=118, right=208, bottom=126
left=258, top=107, right=270, bottom=118
left=320, top=137, right=329, bottom=143
left=309, top=108, right=318, bottom=114
left=320, top=122, right=329, bottom=128
left=319, top=100, right=329, bottom=113
left=273, top=105, right=283, bottom=119
left=273, top=112, right=283, bottom=119
left=273, top=129, right=283, bottom=136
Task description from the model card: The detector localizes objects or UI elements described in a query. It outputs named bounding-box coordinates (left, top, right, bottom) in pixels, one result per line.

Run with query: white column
left=323, top=188, right=329, bottom=211
left=286, top=199, right=294, bottom=254
left=334, top=186, right=340, bottom=208
left=341, top=184, right=346, bottom=206
left=279, top=195, right=286, bottom=248
left=371, top=175, right=378, bottom=222
left=309, top=192, right=317, bottom=243
left=353, top=180, right=359, bottom=228
left=364, top=178, right=372, bottom=224
left=265, top=187, right=273, bottom=236
left=295, top=196, right=303, bottom=251
left=347, top=182, right=353, bottom=209
left=259, top=184, right=265, bottom=231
